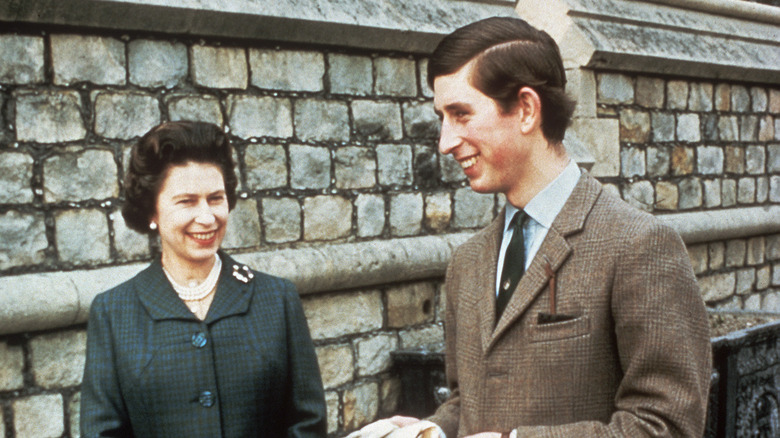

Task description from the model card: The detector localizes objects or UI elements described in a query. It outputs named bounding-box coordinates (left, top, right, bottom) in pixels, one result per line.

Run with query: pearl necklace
left=163, top=254, right=222, bottom=301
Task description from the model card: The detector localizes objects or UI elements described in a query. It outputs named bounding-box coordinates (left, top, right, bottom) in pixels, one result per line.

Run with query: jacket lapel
left=477, top=213, right=504, bottom=353
left=205, top=252, right=253, bottom=324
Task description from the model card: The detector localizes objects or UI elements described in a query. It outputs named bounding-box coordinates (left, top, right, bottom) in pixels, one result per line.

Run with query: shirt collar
left=504, top=159, right=581, bottom=231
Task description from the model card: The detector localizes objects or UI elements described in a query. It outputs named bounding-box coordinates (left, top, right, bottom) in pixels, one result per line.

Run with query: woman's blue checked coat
left=80, top=252, right=326, bottom=437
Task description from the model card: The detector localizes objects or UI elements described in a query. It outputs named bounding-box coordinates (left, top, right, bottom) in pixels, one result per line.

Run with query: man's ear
left=515, top=87, right=543, bottom=135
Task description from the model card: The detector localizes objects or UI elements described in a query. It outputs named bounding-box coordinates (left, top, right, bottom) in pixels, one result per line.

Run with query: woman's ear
left=515, top=86, right=543, bottom=135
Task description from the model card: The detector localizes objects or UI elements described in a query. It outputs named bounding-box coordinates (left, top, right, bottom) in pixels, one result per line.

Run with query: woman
left=81, top=121, right=326, bottom=437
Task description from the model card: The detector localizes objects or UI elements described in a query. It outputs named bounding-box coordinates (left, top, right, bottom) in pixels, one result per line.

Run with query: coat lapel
left=205, top=252, right=254, bottom=324
left=477, top=213, right=504, bottom=353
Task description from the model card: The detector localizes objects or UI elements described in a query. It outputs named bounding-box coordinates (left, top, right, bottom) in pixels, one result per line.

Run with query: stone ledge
left=1, top=0, right=516, bottom=53
left=1, top=206, right=778, bottom=336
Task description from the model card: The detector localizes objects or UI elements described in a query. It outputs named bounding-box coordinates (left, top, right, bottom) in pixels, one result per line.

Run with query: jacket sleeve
left=514, top=221, right=712, bottom=438
left=80, top=294, right=133, bottom=438
left=282, top=280, right=328, bottom=438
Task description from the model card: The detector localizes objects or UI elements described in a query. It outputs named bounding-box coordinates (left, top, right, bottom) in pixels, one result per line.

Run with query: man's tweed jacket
left=427, top=172, right=711, bottom=437
left=80, top=252, right=327, bottom=437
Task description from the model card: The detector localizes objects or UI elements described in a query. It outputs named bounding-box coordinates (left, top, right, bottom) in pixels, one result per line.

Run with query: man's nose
left=438, top=119, right=459, bottom=155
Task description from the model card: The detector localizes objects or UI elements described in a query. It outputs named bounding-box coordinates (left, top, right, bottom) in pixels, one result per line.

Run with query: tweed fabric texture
left=81, top=251, right=327, bottom=437
left=427, top=172, right=711, bottom=438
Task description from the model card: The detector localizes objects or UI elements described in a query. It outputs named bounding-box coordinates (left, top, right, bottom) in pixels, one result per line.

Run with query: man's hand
left=464, top=433, right=502, bottom=438
left=388, top=415, right=421, bottom=428
left=346, top=417, right=442, bottom=438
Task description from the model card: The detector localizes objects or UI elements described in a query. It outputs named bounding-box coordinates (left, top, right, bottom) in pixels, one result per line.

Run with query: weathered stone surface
left=736, top=268, right=756, bottom=296
left=128, top=39, right=187, bottom=88
left=688, top=82, right=713, bottom=112
left=726, top=239, right=747, bottom=268
left=769, top=235, right=780, bottom=261
left=715, top=84, right=730, bottom=111
left=724, top=146, right=745, bottom=174
left=94, top=92, right=160, bottom=140
left=343, top=382, right=378, bottom=431
left=412, top=145, right=438, bottom=188
left=325, top=391, right=339, bottom=434
left=709, top=242, right=725, bottom=270
left=765, top=290, right=780, bottom=312
left=655, top=181, right=677, bottom=210
left=699, top=272, right=736, bottom=303
left=379, top=377, right=401, bottom=416
left=452, top=188, right=493, bottom=228
left=687, top=244, right=708, bottom=275
left=302, top=290, right=383, bottom=339
left=757, top=266, right=771, bottom=290
left=68, top=392, right=80, bottom=438
left=328, top=54, right=372, bottom=96
left=356, top=333, right=398, bottom=376
left=703, top=179, right=721, bottom=208
left=44, top=148, right=118, bottom=202
left=619, top=108, right=650, bottom=143
left=696, top=146, right=723, bottom=175
left=624, top=181, right=654, bottom=212
left=375, top=57, right=417, bottom=97
left=671, top=146, right=694, bottom=175
left=294, top=99, right=350, bottom=142
left=402, top=101, right=439, bottom=138
left=425, top=192, right=451, bottom=232
left=702, top=114, right=718, bottom=142
left=191, top=45, right=247, bottom=89
left=261, top=197, right=300, bottom=243
left=389, top=193, right=423, bottom=237
left=223, top=199, right=261, bottom=249
left=249, top=49, right=324, bottom=92
left=418, top=59, right=433, bottom=98
left=718, top=115, right=739, bottom=141
left=758, top=115, right=774, bottom=141
left=676, top=113, right=700, bottom=142
left=304, top=195, right=352, bottom=241
left=352, top=101, right=403, bottom=141
left=635, top=76, right=664, bottom=109
left=439, top=152, right=464, bottom=183
left=0, top=210, right=47, bottom=270
left=226, top=95, right=293, bottom=139
left=167, top=95, right=224, bottom=126
left=650, top=112, right=675, bottom=143
left=15, top=90, right=86, bottom=143
left=756, top=176, right=769, bottom=203
left=335, top=147, right=376, bottom=189
left=737, top=177, right=755, bottom=204
left=0, top=35, right=44, bottom=84
left=597, top=73, right=633, bottom=104
left=678, top=178, right=702, bottom=210
left=13, top=394, right=64, bottom=438
left=774, top=264, right=780, bottom=287
left=771, top=175, right=780, bottom=202
left=769, top=144, right=780, bottom=173
left=30, top=329, right=86, bottom=388
left=744, top=293, right=761, bottom=311
left=667, top=80, right=688, bottom=110
left=620, top=147, right=644, bottom=177
left=387, top=283, right=435, bottom=327
left=770, top=89, right=780, bottom=114
left=112, top=209, right=149, bottom=260
left=377, top=144, right=413, bottom=186
left=0, top=152, right=34, bottom=203
left=290, top=144, right=330, bottom=189
left=745, top=145, right=765, bottom=175
left=646, top=146, right=669, bottom=177
left=355, top=194, right=385, bottom=238
left=316, top=343, right=353, bottom=389
left=55, top=209, right=109, bottom=264
left=740, top=115, right=758, bottom=142
left=0, top=341, right=24, bottom=391
left=721, top=179, right=737, bottom=207
left=51, top=34, right=125, bottom=85
left=731, top=85, right=750, bottom=113
left=399, top=324, right=444, bottom=348
left=244, top=143, right=287, bottom=190
left=570, top=118, right=620, bottom=177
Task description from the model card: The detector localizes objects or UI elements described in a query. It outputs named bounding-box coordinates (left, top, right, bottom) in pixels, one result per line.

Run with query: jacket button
left=191, top=332, right=207, bottom=348
left=199, top=391, right=215, bottom=407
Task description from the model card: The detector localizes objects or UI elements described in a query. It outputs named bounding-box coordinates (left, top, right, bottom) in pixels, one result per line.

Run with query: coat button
left=199, top=391, right=215, bottom=407
left=191, top=332, right=207, bottom=348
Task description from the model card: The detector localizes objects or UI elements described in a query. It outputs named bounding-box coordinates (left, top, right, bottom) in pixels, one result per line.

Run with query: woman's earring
left=149, top=222, right=158, bottom=230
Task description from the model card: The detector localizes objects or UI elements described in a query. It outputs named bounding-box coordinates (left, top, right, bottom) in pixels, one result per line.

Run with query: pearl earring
left=149, top=222, right=158, bottom=230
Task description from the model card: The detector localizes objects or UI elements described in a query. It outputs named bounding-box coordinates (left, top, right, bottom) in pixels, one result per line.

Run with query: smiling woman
left=80, top=121, right=327, bottom=437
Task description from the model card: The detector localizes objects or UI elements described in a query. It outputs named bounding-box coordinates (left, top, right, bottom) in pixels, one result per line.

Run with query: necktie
left=496, top=210, right=527, bottom=320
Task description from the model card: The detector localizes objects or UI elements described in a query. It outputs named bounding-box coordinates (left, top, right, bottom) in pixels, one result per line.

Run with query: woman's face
left=152, top=161, right=229, bottom=271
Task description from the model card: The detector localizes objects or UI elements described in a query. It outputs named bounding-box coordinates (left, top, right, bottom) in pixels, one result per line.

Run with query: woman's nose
left=194, top=201, right=216, bottom=225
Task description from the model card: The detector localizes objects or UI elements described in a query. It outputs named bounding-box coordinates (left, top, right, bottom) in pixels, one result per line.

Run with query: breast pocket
left=529, top=314, right=590, bottom=343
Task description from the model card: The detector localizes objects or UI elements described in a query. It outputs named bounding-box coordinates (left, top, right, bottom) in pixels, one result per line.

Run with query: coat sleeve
left=80, top=293, right=133, bottom=438
left=514, top=221, right=712, bottom=438
left=281, top=280, right=328, bottom=438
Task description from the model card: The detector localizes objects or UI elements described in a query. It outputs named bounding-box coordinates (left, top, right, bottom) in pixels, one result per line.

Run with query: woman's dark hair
left=427, top=17, right=576, bottom=144
left=122, top=121, right=238, bottom=234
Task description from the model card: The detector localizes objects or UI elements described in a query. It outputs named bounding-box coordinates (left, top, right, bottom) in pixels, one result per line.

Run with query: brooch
left=232, top=264, right=255, bottom=283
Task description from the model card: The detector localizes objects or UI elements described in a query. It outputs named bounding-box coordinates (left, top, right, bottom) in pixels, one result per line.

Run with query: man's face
left=433, top=62, right=528, bottom=197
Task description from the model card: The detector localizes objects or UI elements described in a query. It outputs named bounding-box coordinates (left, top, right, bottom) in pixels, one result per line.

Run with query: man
left=352, top=16, right=711, bottom=438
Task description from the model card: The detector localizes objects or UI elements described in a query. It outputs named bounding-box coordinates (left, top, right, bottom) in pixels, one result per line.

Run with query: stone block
left=387, top=283, right=435, bottom=328
left=687, top=244, right=708, bottom=275
left=776, top=119, right=780, bottom=141
left=746, top=236, right=766, bottom=266
left=722, top=179, right=737, bottom=207
left=726, top=239, right=747, bottom=268
left=226, top=95, right=293, bottom=139
left=718, top=115, right=739, bottom=141
left=244, top=144, right=287, bottom=190
left=766, top=290, right=780, bottom=312
left=635, top=76, right=664, bottom=109
left=389, top=193, right=423, bottom=237
left=620, top=147, right=645, bottom=177
left=770, top=89, right=780, bottom=114
left=94, top=91, right=160, bottom=140
left=316, top=343, right=353, bottom=389
left=69, top=392, right=80, bottom=438
left=702, top=114, right=718, bottom=142
left=399, top=324, right=444, bottom=348
left=15, top=90, right=86, bottom=143
left=744, top=294, right=761, bottom=311
left=325, top=391, right=339, bottom=434
left=191, top=45, right=247, bottom=89
left=335, top=147, right=376, bottom=189
left=128, top=39, right=187, bottom=88
left=452, top=188, right=493, bottom=228
left=355, top=194, right=385, bottom=238
left=0, top=151, right=34, bottom=203
left=379, top=377, right=401, bottom=417
left=0, top=35, right=44, bottom=84
left=715, top=84, right=730, bottom=111
left=699, top=272, right=736, bottom=303
left=55, top=209, right=110, bottom=264
left=745, top=146, right=765, bottom=175
left=676, top=113, right=700, bottom=142
left=413, top=145, right=438, bottom=188
left=770, top=144, right=780, bottom=173
left=567, top=68, right=597, bottom=118
left=222, top=199, right=261, bottom=249
left=731, top=85, right=750, bottom=113
left=13, top=394, right=64, bottom=438
left=262, top=197, right=301, bottom=243
left=51, top=34, right=125, bottom=85
left=619, top=108, right=650, bottom=143
left=703, top=179, right=721, bottom=208
left=757, top=266, right=770, bottom=290
left=740, top=115, right=758, bottom=142
left=678, top=178, right=702, bottom=210
left=758, top=115, right=774, bottom=141
left=112, top=209, right=149, bottom=260
left=0, top=210, right=47, bottom=270
left=696, top=146, right=723, bottom=175
left=596, top=73, right=633, bottom=104
left=0, top=409, right=3, bottom=437
left=402, top=101, right=439, bottom=138
left=375, top=57, right=417, bottom=97
left=771, top=175, right=780, bottom=203
left=356, top=333, right=398, bottom=376
left=328, top=54, right=372, bottom=96
left=724, top=146, right=745, bottom=174
left=751, top=87, right=768, bottom=112
left=769, top=235, right=780, bottom=261
left=167, top=95, right=224, bottom=126
left=708, top=242, right=725, bottom=270
left=623, top=181, right=653, bottom=212
left=352, top=100, right=403, bottom=141
left=688, top=82, right=713, bottom=112
left=737, top=177, right=755, bottom=204
left=570, top=118, right=620, bottom=177
left=773, top=264, right=780, bottom=287
left=666, top=80, right=688, bottom=110
left=30, top=329, right=86, bottom=388
left=294, top=99, right=350, bottom=142
left=425, top=192, right=451, bottom=232
left=303, top=195, right=352, bottom=241
left=419, top=59, right=433, bottom=98
left=651, top=112, right=675, bottom=143
left=671, top=146, right=694, bottom=175
left=0, top=341, right=24, bottom=391
left=655, top=181, right=678, bottom=211
left=249, top=49, right=324, bottom=92
left=439, top=153, right=464, bottom=183
left=44, top=148, right=118, bottom=202
left=646, top=146, right=670, bottom=177
left=343, top=382, right=378, bottom=431
left=376, top=144, right=413, bottom=186
left=302, top=290, right=383, bottom=339
left=736, top=268, right=756, bottom=296
left=756, top=176, right=769, bottom=203
left=290, top=144, right=331, bottom=189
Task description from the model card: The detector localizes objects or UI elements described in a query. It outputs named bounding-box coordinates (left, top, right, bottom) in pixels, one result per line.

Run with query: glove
left=346, top=419, right=443, bottom=438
